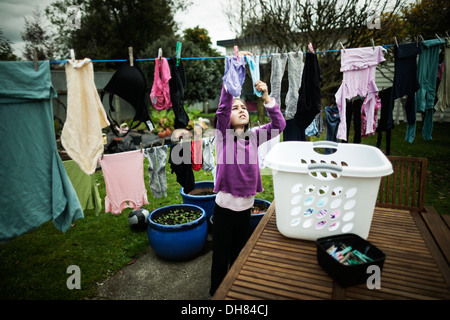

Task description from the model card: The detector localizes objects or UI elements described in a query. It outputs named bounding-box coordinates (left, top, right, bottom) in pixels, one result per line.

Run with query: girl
left=210, top=52, right=286, bottom=296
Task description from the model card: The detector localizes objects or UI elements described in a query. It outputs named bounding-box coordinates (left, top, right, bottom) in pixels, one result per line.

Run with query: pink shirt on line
left=98, top=150, right=149, bottom=214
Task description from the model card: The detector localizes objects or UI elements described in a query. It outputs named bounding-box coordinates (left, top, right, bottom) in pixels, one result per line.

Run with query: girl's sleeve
left=215, top=84, right=233, bottom=136
left=256, top=99, right=286, bottom=144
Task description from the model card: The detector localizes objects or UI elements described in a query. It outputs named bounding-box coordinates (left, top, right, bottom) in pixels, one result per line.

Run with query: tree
left=0, top=29, right=18, bottom=61
left=402, top=0, right=450, bottom=41
left=224, top=0, right=406, bottom=105
left=21, top=6, right=56, bottom=61
left=45, top=0, right=189, bottom=68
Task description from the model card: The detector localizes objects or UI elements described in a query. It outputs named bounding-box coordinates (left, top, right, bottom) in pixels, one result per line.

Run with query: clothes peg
left=158, top=48, right=162, bottom=71
left=129, top=47, right=134, bottom=66
left=308, top=42, right=315, bottom=54
left=394, top=37, right=399, bottom=48
left=339, top=42, right=346, bottom=53
left=371, top=38, right=375, bottom=50
left=33, top=48, right=38, bottom=71
left=176, top=41, right=182, bottom=66
left=419, top=35, right=425, bottom=42
left=140, top=142, right=143, bottom=153
left=234, top=45, right=239, bottom=62
left=70, top=49, right=75, bottom=62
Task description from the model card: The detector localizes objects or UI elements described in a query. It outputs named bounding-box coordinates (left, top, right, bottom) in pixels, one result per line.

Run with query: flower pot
left=250, top=199, right=271, bottom=232
left=147, top=204, right=207, bottom=261
left=180, top=181, right=216, bottom=230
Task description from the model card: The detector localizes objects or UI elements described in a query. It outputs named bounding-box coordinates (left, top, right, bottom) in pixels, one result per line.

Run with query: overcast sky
left=0, top=0, right=236, bottom=59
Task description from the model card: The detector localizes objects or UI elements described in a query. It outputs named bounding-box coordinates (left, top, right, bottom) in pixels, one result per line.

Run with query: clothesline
left=48, top=44, right=397, bottom=64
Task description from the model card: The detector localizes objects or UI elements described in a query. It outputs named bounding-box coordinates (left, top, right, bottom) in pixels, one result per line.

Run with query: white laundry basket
left=264, top=141, right=393, bottom=241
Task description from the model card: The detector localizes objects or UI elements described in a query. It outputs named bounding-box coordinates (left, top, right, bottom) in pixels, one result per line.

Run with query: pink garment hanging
left=150, top=57, right=172, bottom=110
left=98, top=150, right=149, bottom=214
left=361, top=93, right=381, bottom=138
left=335, top=46, right=386, bottom=141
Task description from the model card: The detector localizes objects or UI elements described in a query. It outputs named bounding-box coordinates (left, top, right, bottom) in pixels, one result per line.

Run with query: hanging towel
left=98, top=150, right=149, bottom=214
left=222, top=56, right=246, bottom=97
left=246, top=55, right=262, bottom=97
left=406, top=39, right=445, bottom=142
left=295, top=52, right=323, bottom=130
left=335, top=46, right=386, bottom=141
left=62, top=58, right=110, bottom=175
left=144, top=146, right=168, bottom=198
left=63, top=160, right=102, bottom=215
left=150, top=57, right=172, bottom=110
left=168, top=56, right=189, bottom=129
left=435, top=38, right=450, bottom=112
left=0, top=61, right=83, bottom=241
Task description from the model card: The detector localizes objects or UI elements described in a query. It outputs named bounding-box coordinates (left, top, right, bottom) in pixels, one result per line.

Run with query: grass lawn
left=0, top=121, right=448, bottom=300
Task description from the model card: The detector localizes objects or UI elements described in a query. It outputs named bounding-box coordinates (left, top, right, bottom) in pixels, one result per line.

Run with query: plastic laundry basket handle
left=312, top=140, right=339, bottom=149
left=308, top=163, right=343, bottom=174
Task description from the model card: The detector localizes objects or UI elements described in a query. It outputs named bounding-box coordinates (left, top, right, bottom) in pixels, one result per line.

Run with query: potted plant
left=147, top=204, right=207, bottom=261
left=250, top=199, right=272, bottom=232
left=151, top=109, right=174, bottom=138
left=180, top=181, right=216, bottom=230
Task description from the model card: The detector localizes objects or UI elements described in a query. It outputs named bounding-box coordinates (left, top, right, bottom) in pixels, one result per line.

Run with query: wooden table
left=212, top=202, right=450, bottom=300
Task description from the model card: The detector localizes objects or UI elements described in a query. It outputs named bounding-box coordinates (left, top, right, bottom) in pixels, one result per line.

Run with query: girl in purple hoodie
left=210, top=52, right=286, bottom=296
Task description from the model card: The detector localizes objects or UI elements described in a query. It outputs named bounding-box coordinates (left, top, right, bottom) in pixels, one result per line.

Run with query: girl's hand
left=255, top=81, right=272, bottom=104
left=237, top=51, right=253, bottom=56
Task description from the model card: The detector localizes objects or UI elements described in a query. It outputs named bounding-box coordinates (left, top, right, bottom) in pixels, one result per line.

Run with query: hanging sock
left=98, top=150, right=149, bottom=214
left=270, top=53, right=288, bottom=110
left=246, top=55, right=262, bottom=97
left=284, top=52, right=304, bottom=120
left=201, top=137, right=215, bottom=172
left=144, top=146, right=168, bottom=198
left=62, top=58, right=110, bottom=175
left=191, top=139, right=203, bottom=171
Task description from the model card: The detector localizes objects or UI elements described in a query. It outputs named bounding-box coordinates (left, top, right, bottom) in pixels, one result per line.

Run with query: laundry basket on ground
left=264, top=141, right=393, bottom=241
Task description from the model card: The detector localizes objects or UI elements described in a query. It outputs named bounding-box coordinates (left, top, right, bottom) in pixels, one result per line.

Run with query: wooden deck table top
left=212, top=202, right=450, bottom=300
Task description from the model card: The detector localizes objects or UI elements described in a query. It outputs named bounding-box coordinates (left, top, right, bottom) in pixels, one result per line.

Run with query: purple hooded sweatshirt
left=213, top=84, right=286, bottom=197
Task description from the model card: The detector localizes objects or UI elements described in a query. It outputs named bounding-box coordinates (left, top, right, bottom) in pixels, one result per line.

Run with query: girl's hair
left=214, top=98, right=251, bottom=132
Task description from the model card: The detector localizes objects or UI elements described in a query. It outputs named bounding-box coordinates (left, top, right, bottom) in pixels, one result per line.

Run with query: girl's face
left=230, top=98, right=249, bottom=129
